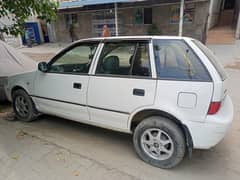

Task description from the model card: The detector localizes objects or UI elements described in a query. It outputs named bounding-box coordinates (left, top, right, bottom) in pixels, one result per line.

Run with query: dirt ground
left=225, top=59, right=240, bottom=70
left=23, top=53, right=56, bottom=62
left=0, top=44, right=239, bottom=180
left=19, top=43, right=66, bottom=62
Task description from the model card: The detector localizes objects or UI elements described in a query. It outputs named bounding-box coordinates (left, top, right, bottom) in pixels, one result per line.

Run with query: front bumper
left=186, top=95, right=233, bottom=149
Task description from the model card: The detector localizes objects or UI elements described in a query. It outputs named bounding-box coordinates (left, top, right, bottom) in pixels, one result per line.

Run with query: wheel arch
left=130, top=108, right=193, bottom=157
left=11, top=85, right=39, bottom=115
left=11, top=85, right=29, bottom=97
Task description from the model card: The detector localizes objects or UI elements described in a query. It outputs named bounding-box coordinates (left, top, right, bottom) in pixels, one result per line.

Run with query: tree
left=0, top=0, right=58, bottom=36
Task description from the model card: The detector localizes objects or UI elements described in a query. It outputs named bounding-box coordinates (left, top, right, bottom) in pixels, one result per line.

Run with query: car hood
left=0, top=40, right=37, bottom=77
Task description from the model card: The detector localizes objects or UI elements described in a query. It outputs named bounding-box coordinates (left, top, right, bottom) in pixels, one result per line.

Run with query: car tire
left=133, top=116, right=186, bottom=169
left=12, top=89, right=38, bottom=122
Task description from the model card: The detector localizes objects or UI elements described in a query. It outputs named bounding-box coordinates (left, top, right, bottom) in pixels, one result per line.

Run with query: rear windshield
left=192, top=40, right=227, bottom=81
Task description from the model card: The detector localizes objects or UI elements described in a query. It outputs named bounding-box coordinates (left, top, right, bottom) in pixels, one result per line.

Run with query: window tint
left=193, top=40, right=227, bottom=81
left=96, top=42, right=151, bottom=77
left=49, top=43, right=98, bottom=74
left=153, top=40, right=211, bottom=81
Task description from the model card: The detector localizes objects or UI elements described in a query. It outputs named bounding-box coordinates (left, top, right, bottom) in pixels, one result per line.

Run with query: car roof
left=74, top=36, right=193, bottom=43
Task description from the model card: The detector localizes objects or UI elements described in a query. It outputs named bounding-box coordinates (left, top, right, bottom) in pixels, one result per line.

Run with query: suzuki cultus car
left=4, top=36, right=233, bottom=168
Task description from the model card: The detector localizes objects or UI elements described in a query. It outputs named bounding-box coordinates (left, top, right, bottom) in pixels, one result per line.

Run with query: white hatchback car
left=4, top=36, right=233, bottom=168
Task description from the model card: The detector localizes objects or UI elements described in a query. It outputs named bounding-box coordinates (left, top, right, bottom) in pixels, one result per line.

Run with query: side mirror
left=38, top=62, right=48, bottom=73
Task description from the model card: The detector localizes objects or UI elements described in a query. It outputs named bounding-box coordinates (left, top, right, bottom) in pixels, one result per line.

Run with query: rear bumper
left=187, top=95, right=233, bottom=149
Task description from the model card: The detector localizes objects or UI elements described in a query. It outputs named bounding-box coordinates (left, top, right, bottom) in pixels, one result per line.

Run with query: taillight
left=208, top=102, right=221, bottom=115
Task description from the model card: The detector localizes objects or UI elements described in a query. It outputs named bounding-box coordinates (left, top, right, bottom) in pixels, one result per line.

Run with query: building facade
left=55, top=0, right=210, bottom=42
left=208, top=0, right=240, bottom=39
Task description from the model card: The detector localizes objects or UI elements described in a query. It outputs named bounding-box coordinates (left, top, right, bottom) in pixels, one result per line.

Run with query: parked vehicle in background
left=0, top=40, right=36, bottom=102
left=4, top=36, right=233, bottom=169
left=0, top=77, right=7, bottom=102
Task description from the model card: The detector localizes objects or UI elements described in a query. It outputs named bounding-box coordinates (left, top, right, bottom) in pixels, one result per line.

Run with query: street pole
left=235, top=11, right=240, bottom=39
left=114, top=3, right=119, bottom=36
left=179, top=0, right=184, bottom=36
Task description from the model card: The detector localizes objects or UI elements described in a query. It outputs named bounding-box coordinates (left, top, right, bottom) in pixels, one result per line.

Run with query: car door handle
left=133, top=88, right=145, bottom=96
left=73, top=83, right=82, bottom=89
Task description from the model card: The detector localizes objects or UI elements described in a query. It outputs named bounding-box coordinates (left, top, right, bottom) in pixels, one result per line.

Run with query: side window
left=95, top=42, right=151, bottom=77
left=49, top=43, right=98, bottom=74
left=153, top=40, right=211, bottom=81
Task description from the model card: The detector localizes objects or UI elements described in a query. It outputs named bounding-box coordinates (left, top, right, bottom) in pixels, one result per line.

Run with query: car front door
left=87, top=40, right=157, bottom=131
left=33, top=42, right=99, bottom=122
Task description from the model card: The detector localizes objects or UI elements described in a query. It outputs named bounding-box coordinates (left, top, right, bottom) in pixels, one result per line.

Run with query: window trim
left=93, top=40, right=154, bottom=79
left=45, top=41, right=101, bottom=75
left=153, top=39, right=213, bottom=82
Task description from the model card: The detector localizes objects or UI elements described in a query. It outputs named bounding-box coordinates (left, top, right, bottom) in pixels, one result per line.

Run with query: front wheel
left=12, top=89, right=38, bottom=122
left=133, top=116, right=186, bottom=169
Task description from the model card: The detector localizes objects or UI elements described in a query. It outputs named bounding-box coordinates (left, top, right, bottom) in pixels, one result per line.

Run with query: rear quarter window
left=153, top=39, right=212, bottom=82
left=192, top=40, right=227, bottom=81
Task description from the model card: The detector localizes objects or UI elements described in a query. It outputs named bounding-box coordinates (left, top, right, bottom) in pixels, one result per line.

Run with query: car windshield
left=192, top=40, right=227, bottom=81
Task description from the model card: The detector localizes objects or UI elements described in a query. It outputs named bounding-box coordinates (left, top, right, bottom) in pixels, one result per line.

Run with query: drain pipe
left=179, top=0, right=184, bottom=36
left=236, top=11, right=240, bottom=39
left=114, top=3, right=119, bottom=36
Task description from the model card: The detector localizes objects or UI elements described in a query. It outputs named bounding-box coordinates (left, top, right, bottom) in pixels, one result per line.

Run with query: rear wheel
left=133, top=116, right=186, bottom=169
left=12, top=89, right=38, bottom=122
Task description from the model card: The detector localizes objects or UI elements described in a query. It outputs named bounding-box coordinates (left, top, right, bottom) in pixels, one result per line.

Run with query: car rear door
left=33, top=41, right=100, bottom=122
left=87, top=40, right=157, bottom=131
